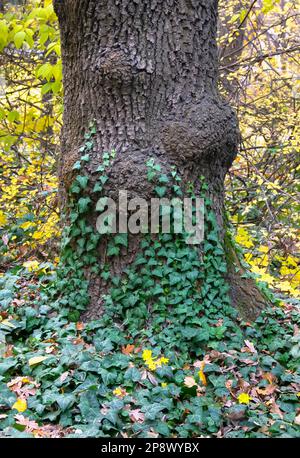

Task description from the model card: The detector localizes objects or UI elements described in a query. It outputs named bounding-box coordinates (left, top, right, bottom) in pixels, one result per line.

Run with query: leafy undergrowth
left=0, top=267, right=299, bottom=438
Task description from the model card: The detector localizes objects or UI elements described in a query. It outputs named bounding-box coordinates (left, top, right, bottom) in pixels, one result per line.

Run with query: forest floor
left=0, top=262, right=299, bottom=438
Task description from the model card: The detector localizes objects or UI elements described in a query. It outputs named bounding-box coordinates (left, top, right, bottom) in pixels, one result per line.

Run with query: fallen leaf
left=199, top=370, right=207, bottom=386
left=243, top=340, right=257, bottom=354
left=113, top=387, right=128, bottom=398
left=184, top=376, right=197, bottom=388
left=28, top=355, right=49, bottom=366
left=147, top=371, right=158, bottom=386
left=12, top=398, right=27, bottom=413
left=294, top=414, right=300, bottom=426
left=263, top=372, right=277, bottom=384
left=15, top=414, right=39, bottom=431
left=129, top=409, right=145, bottom=423
left=76, top=322, right=84, bottom=331
left=59, top=371, right=69, bottom=383
left=122, top=344, right=135, bottom=355
left=4, top=344, right=14, bottom=357
left=197, top=361, right=207, bottom=386
left=0, top=319, right=16, bottom=329
left=237, top=393, right=251, bottom=405
left=267, top=399, right=284, bottom=418
left=257, top=385, right=277, bottom=396
left=2, top=234, right=9, bottom=245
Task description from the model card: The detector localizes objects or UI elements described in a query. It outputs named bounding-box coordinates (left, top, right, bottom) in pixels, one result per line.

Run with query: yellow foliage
left=12, top=398, right=27, bottom=413
left=238, top=393, right=251, bottom=405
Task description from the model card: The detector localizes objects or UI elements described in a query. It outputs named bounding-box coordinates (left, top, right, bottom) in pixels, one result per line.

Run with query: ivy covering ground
left=0, top=267, right=300, bottom=438
left=0, top=135, right=299, bottom=438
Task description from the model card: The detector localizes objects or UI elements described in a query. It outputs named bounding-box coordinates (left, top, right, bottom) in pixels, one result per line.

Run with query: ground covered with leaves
left=0, top=258, right=300, bottom=438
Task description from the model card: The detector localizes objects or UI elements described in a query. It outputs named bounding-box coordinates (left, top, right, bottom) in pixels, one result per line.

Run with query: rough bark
left=54, top=0, right=267, bottom=320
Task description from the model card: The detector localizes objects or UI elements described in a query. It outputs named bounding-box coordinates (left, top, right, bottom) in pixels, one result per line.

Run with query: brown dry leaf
left=196, top=386, right=206, bottom=396
left=240, top=358, right=258, bottom=365
left=257, top=385, right=277, bottom=396
left=147, top=371, right=158, bottom=386
left=11, top=299, right=25, bottom=307
left=268, top=399, right=284, bottom=418
left=15, top=414, right=39, bottom=431
left=4, top=344, right=14, bottom=357
left=72, top=337, right=85, bottom=345
left=7, top=376, right=39, bottom=398
left=209, top=350, right=227, bottom=361
left=225, top=380, right=233, bottom=390
left=141, top=370, right=148, bottom=380
left=237, top=378, right=250, bottom=392
left=121, top=344, right=135, bottom=355
left=129, top=409, right=145, bottom=423
left=262, top=372, right=277, bottom=384
left=76, top=322, right=84, bottom=331
left=242, top=340, right=257, bottom=354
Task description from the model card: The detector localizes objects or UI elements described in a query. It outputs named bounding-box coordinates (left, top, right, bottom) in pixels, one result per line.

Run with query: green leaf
left=56, top=394, right=76, bottom=412
left=72, top=161, right=81, bottom=170
left=155, top=186, right=167, bottom=197
left=181, top=327, right=199, bottom=339
left=158, top=174, right=169, bottom=184
left=124, top=366, right=141, bottom=382
left=107, top=245, right=120, bottom=256
left=78, top=197, right=91, bottom=213
left=143, top=403, right=164, bottom=421
left=93, top=182, right=103, bottom=193
left=76, top=175, right=89, bottom=189
left=14, top=31, right=26, bottom=49
left=114, top=234, right=128, bottom=247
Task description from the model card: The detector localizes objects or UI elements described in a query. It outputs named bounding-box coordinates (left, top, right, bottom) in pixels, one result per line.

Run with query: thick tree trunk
left=54, top=0, right=267, bottom=321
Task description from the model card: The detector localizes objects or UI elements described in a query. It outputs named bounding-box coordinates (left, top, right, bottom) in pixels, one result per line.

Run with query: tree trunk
left=54, top=0, right=267, bottom=321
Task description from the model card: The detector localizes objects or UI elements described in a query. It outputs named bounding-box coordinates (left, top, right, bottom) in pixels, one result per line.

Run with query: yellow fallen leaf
left=113, top=387, right=128, bottom=398
left=0, top=319, right=16, bottom=328
left=198, top=369, right=207, bottom=386
left=238, top=393, right=251, bottom=405
left=197, top=361, right=207, bottom=386
left=0, top=211, right=7, bottom=227
left=12, top=398, right=27, bottom=413
left=142, top=349, right=152, bottom=361
left=28, top=356, right=49, bottom=366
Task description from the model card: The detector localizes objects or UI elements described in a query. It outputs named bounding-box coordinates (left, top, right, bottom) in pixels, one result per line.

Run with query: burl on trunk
left=54, top=0, right=267, bottom=320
